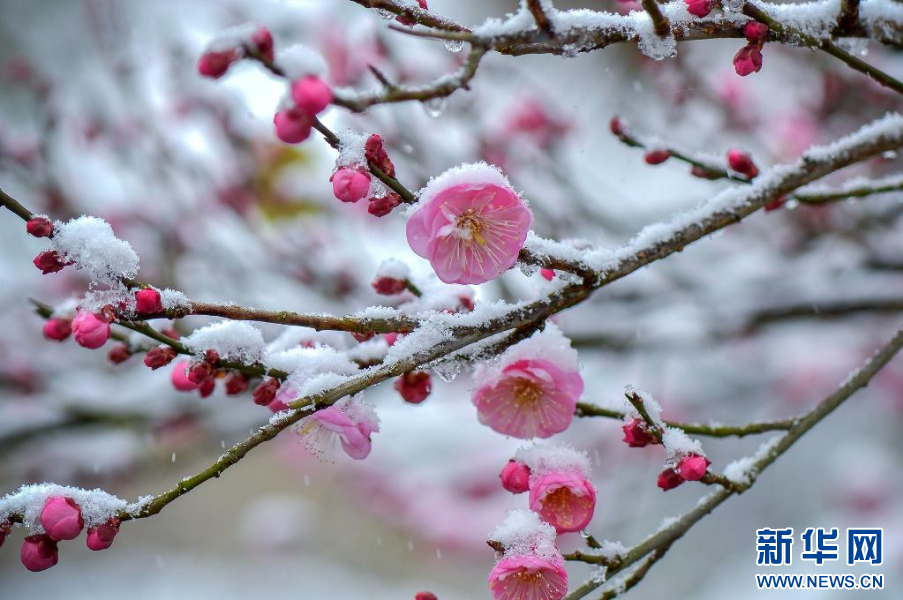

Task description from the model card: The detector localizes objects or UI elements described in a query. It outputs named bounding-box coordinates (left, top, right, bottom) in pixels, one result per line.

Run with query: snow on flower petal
left=406, top=162, right=532, bottom=285
left=295, top=398, right=379, bottom=460
left=515, top=441, right=596, bottom=532
left=487, top=509, right=567, bottom=600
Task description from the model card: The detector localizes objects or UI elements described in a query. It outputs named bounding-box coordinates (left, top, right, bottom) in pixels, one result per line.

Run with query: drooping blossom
left=407, top=164, right=532, bottom=285
left=42, top=317, right=72, bottom=341
left=733, top=45, right=763, bottom=76
left=295, top=398, right=380, bottom=460
left=488, top=553, right=569, bottom=600
left=72, top=310, right=111, bottom=349
left=394, top=371, right=433, bottom=404
left=21, top=535, right=58, bottom=572
left=33, top=250, right=68, bottom=274
left=41, top=496, right=84, bottom=541
left=499, top=460, right=531, bottom=494
left=331, top=167, right=371, bottom=203
left=86, top=518, right=120, bottom=551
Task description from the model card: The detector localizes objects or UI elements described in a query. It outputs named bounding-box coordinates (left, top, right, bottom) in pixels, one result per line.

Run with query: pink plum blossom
left=171, top=360, right=200, bottom=391
left=86, top=518, right=120, bottom=551
left=331, top=167, right=371, bottom=203
left=473, top=359, right=583, bottom=439
left=274, top=108, right=313, bottom=144
left=72, top=310, right=111, bottom=349
left=677, top=453, right=711, bottom=481
left=42, top=317, right=72, bottom=341
left=296, top=399, right=380, bottom=460
left=488, top=553, right=568, bottom=600
left=499, top=460, right=531, bottom=494
left=41, top=496, right=84, bottom=541
left=135, top=288, right=163, bottom=315
left=290, top=76, right=333, bottom=116
left=21, top=534, right=58, bottom=572
left=197, top=49, right=239, bottom=79
left=406, top=171, right=532, bottom=285
left=528, top=470, right=596, bottom=533
left=733, top=45, right=763, bottom=76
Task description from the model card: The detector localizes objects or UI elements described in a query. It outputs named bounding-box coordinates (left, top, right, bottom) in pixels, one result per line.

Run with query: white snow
left=472, top=323, right=581, bottom=390
left=375, top=258, right=411, bottom=281
left=159, top=288, right=191, bottom=310
left=488, top=508, right=559, bottom=558
left=661, top=426, right=704, bottom=460
left=51, top=216, right=140, bottom=284
left=406, top=161, right=521, bottom=217
left=723, top=435, right=783, bottom=484
left=0, top=484, right=134, bottom=532
left=515, top=440, right=592, bottom=477
left=182, top=321, right=265, bottom=363
left=277, top=44, right=327, bottom=80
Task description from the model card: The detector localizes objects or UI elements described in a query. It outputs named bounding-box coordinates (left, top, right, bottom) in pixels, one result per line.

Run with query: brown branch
left=526, top=0, right=555, bottom=36
left=837, top=0, right=860, bottom=33
left=641, top=0, right=671, bottom=38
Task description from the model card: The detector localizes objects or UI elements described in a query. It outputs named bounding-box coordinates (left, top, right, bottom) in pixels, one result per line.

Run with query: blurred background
left=1, top=0, right=901, bottom=597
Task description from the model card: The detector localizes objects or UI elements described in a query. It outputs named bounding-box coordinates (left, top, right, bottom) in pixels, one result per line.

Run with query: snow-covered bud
left=0, top=519, right=10, bottom=548
left=394, top=371, right=432, bottom=404
left=197, top=49, right=239, bottom=79
left=26, top=216, right=53, bottom=237
left=135, top=288, right=163, bottom=315
left=677, top=453, right=711, bottom=481
left=252, top=377, right=281, bottom=406
left=86, top=517, right=120, bottom=551
left=21, top=535, right=58, bottom=572
left=622, top=418, right=659, bottom=448
left=41, top=496, right=84, bottom=541
left=733, top=45, right=763, bottom=76
left=108, top=343, right=132, bottom=364
left=290, top=76, right=333, bottom=116
left=33, top=250, right=68, bottom=274
left=364, top=134, right=395, bottom=177
left=499, top=460, right=531, bottom=494
left=187, top=360, right=214, bottom=384
left=199, top=378, right=216, bottom=398
left=42, top=317, right=72, bottom=341
left=171, top=360, right=199, bottom=391
left=396, top=0, right=428, bottom=26
left=72, top=310, right=111, bottom=349
left=727, top=149, right=759, bottom=179
left=224, top=372, right=249, bottom=395
left=372, top=276, right=407, bottom=295
left=274, top=108, right=313, bottom=144
left=657, top=468, right=685, bottom=491
left=414, top=593, right=438, bottom=600
left=331, top=167, right=371, bottom=203
left=145, top=346, right=178, bottom=370
left=644, top=150, right=671, bottom=165
left=367, top=193, right=402, bottom=217
left=250, top=27, right=274, bottom=63
left=685, top=0, right=715, bottom=18
left=744, top=21, right=769, bottom=45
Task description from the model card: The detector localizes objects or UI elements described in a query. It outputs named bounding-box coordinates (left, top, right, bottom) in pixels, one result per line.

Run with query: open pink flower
left=528, top=470, right=596, bottom=533
left=488, top=553, right=568, bottom=600
left=473, top=358, right=583, bottom=439
left=296, top=399, right=380, bottom=460
left=406, top=167, right=532, bottom=284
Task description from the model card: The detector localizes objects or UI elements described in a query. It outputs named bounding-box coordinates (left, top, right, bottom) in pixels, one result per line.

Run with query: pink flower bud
left=273, top=108, right=313, bottom=144
left=657, top=468, right=684, bottom=491
left=197, top=49, right=239, bottom=79
left=684, top=0, right=715, bottom=18
left=540, top=268, right=555, bottom=281
left=135, top=288, right=163, bottom=315
left=765, top=196, right=787, bottom=212
left=677, top=453, right=711, bottom=481
left=41, top=496, right=84, bottom=541
left=331, top=167, right=372, bottom=203
left=368, top=193, right=402, bottom=217
left=352, top=331, right=375, bottom=343
left=458, top=295, right=475, bottom=312
left=499, top=460, right=531, bottom=494
left=394, top=370, right=432, bottom=404
left=726, top=149, right=759, bottom=179
left=415, top=593, right=437, bottom=600
left=21, top=534, right=58, bottom=572
left=146, top=346, right=178, bottom=370
left=733, top=44, right=763, bottom=77
left=384, top=332, right=400, bottom=346
left=171, top=360, right=200, bottom=391
left=609, top=115, right=627, bottom=137
left=86, top=518, right=120, bottom=551
left=364, top=134, right=395, bottom=177
left=0, top=520, right=10, bottom=548
left=26, top=216, right=53, bottom=237
left=644, top=150, right=671, bottom=165
left=268, top=397, right=289, bottom=412
left=396, top=0, right=428, bottom=26
left=251, top=27, right=274, bottom=63
left=622, top=418, right=659, bottom=448
left=33, top=250, right=68, bottom=274
left=372, top=276, right=407, bottom=295
left=42, top=318, right=72, bottom=341
left=108, top=344, right=132, bottom=364
left=72, top=310, right=111, bottom=349
left=187, top=360, right=214, bottom=384
left=199, top=377, right=216, bottom=398
left=253, top=378, right=281, bottom=406
left=290, top=76, right=333, bottom=116
left=744, top=21, right=769, bottom=45
left=225, top=372, right=249, bottom=395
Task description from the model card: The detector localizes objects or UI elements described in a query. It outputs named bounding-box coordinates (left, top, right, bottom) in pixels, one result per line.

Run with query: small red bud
left=42, top=318, right=72, bottom=341
left=187, top=360, right=214, bottom=384
left=199, top=377, right=216, bottom=398
left=609, top=115, right=627, bottom=137
left=414, top=593, right=438, bottom=600
left=224, top=372, right=249, bottom=395
left=394, top=370, right=432, bottom=404
left=250, top=27, right=274, bottom=63
left=135, top=288, right=163, bottom=315
left=33, top=250, right=68, bottom=274
left=144, top=346, right=178, bottom=370
left=744, top=21, right=769, bottom=45
left=657, top=468, right=684, bottom=491
left=26, top=216, right=53, bottom=237
left=726, top=149, right=759, bottom=179
left=367, top=192, right=402, bottom=218
left=372, top=276, right=407, bottom=295
left=499, top=460, right=531, bottom=494
left=352, top=331, right=376, bottom=343
left=252, top=378, right=281, bottom=406
left=364, top=134, right=395, bottom=177
left=644, top=150, right=672, bottom=165
left=108, top=344, right=132, bottom=364
left=677, top=453, right=711, bottom=481
left=733, top=44, right=763, bottom=77
left=622, top=418, right=659, bottom=448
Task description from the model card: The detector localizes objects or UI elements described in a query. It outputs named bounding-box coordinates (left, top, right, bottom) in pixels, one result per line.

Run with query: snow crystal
left=159, top=289, right=190, bottom=310
left=723, top=436, right=782, bottom=484
left=473, top=3, right=537, bottom=37
left=50, top=297, right=79, bottom=318
left=488, top=509, right=559, bottom=558
left=406, top=161, right=521, bottom=217
left=277, top=44, right=327, bottom=80
left=0, top=484, right=132, bottom=532
left=335, top=130, right=369, bottom=168
left=661, top=427, right=704, bottom=460
left=375, top=258, right=411, bottom=281
left=629, top=11, right=676, bottom=60
left=355, top=305, right=403, bottom=320
left=624, top=386, right=665, bottom=430
left=589, top=539, right=628, bottom=559
left=51, top=216, right=139, bottom=284
left=182, top=321, right=265, bottom=363
left=515, top=440, right=592, bottom=477
left=265, top=328, right=348, bottom=353
left=383, top=322, right=453, bottom=365
left=205, top=23, right=257, bottom=53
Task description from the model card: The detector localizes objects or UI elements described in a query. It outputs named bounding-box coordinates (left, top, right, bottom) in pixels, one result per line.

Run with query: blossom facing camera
left=727, top=149, right=759, bottom=179
left=332, top=167, right=371, bottom=203
left=274, top=109, right=313, bottom=144
left=42, top=317, right=72, bottom=341
left=657, top=467, right=684, bottom=491
left=21, top=535, right=59, bottom=572
left=499, top=460, right=531, bottom=494
left=296, top=400, right=380, bottom=460
left=622, top=418, right=659, bottom=448
left=26, top=216, right=53, bottom=237
left=33, top=250, right=68, bottom=274
left=86, top=518, right=120, bottom=551
left=473, top=358, right=583, bottom=439
left=677, top=453, right=711, bottom=481
left=685, top=0, right=715, bottom=18
left=406, top=176, right=532, bottom=285
left=733, top=44, right=763, bottom=76
left=171, top=360, right=200, bottom=391
left=290, top=76, right=333, bottom=116
left=394, top=370, right=432, bottom=404
left=529, top=470, right=596, bottom=533
left=197, top=49, right=239, bottom=78
left=72, top=311, right=111, bottom=349
left=488, top=553, right=568, bottom=600
left=135, top=288, right=163, bottom=315
left=41, top=496, right=84, bottom=541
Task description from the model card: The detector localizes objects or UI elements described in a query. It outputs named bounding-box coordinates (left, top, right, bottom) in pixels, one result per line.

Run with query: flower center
left=455, top=208, right=487, bottom=245
left=511, top=378, right=543, bottom=408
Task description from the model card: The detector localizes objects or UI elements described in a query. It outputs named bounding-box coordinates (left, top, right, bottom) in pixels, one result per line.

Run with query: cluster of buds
left=657, top=454, right=712, bottom=491
left=274, top=75, right=333, bottom=144
left=197, top=26, right=273, bottom=79
left=12, top=496, right=120, bottom=572
left=734, top=21, right=769, bottom=77
left=330, top=134, right=403, bottom=215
